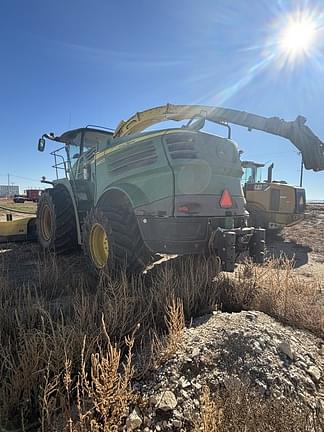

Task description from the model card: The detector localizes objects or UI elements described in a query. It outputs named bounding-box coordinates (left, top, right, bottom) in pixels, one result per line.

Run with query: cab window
left=83, top=131, right=111, bottom=153
left=67, top=132, right=82, bottom=161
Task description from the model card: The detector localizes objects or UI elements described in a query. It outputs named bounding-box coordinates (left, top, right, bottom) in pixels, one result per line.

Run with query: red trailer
left=13, top=189, right=42, bottom=203
left=26, top=189, right=42, bottom=202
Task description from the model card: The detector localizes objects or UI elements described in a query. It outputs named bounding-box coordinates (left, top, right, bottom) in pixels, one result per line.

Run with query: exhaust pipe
left=267, top=163, right=274, bottom=183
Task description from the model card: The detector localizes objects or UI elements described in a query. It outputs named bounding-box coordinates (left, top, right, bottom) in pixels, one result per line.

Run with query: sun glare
left=279, top=15, right=316, bottom=58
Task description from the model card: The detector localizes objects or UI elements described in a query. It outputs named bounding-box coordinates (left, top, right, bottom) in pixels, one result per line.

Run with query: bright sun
left=280, top=16, right=316, bottom=57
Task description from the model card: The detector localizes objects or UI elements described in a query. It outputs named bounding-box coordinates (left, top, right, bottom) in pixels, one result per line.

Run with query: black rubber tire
left=83, top=206, right=153, bottom=274
left=106, top=206, right=154, bottom=273
left=37, top=186, right=78, bottom=254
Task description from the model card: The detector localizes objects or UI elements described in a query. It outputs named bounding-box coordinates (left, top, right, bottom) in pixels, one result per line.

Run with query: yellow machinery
left=242, top=161, right=306, bottom=231
left=0, top=206, right=36, bottom=243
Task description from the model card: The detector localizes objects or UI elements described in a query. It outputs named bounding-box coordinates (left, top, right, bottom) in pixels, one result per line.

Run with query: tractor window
left=257, top=167, right=264, bottom=182
left=242, top=167, right=255, bottom=184
left=67, top=132, right=82, bottom=160
left=83, top=131, right=111, bottom=152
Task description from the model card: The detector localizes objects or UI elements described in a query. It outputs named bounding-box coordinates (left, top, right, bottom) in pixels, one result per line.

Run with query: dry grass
left=0, top=253, right=220, bottom=430
left=0, top=249, right=322, bottom=430
left=195, top=380, right=322, bottom=432
left=195, top=386, right=219, bottom=432
left=0, top=199, right=37, bottom=217
left=216, top=257, right=323, bottom=338
left=151, top=296, right=186, bottom=369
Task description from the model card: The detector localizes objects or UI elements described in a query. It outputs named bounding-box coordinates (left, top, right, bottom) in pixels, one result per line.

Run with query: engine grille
left=165, top=135, right=198, bottom=160
left=107, top=141, right=158, bottom=174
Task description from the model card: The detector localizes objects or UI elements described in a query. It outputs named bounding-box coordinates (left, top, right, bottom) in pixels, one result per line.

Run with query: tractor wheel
left=37, top=186, right=78, bottom=254
left=83, top=206, right=153, bottom=274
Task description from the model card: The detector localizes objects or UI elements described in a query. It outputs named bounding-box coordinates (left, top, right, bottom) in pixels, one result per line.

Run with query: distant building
left=0, top=185, right=19, bottom=197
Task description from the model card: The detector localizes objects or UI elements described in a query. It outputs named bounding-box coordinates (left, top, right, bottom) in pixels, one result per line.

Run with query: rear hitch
left=210, top=227, right=265, bottom=271
left=220, top=231, right=236, bottom=272
left=249, top=228, right=266, bottom=264
left=211, top=228, right=237, bottom=272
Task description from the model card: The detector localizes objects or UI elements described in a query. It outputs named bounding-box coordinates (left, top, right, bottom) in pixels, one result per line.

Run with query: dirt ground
left=267, top=204, right=324, bottom=284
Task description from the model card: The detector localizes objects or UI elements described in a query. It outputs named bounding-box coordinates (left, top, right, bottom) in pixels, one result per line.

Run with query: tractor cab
left=38, top=127, right=113, bottom=180
left=241, top=160, right=279, bottom=185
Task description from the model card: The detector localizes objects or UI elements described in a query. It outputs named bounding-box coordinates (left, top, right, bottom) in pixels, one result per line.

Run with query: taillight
left=178, top=206, right=190, bottom=214
left=177, top=203, right=200, bottom=214
left=219, top=189, right=233, bottom=209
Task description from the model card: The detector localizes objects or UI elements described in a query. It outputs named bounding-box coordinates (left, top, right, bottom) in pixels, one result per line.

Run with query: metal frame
left=51, top=146, right=68, bottom=179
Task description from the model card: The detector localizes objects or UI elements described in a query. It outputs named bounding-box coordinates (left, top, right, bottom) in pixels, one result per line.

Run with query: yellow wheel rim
left=41, top=204, right=52, bottom=241
left=89, top=223, right=109, bottom=269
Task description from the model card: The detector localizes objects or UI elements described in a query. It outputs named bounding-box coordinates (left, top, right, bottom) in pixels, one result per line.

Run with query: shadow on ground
left=266, top=234, right=311, bottom=268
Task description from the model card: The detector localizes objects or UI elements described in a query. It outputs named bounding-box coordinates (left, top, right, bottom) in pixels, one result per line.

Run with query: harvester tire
left=37, top=186, right=78, bottom=254
left=83, top=206, right=153, bottom=274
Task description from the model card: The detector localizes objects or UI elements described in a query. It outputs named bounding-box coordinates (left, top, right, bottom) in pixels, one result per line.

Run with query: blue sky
left=1, top=0, right=324, bottom=198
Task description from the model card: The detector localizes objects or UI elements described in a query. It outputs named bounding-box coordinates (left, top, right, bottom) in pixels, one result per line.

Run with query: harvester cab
left=38, top=128, right=113, bottom=181
left=36, top=127, right=114, bottom=254
left=242, top=161, right=306, bottom=231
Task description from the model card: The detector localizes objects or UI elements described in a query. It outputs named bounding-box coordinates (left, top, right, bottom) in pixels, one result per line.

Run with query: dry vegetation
left=0, top=243, right=322, bottom=431
left=0, top=199, right=37, bottom=217
left=220, top=258, right=323, bottom=338
left=195, top=381, right=319, bottom=432
left=283, top=204, right=324, bottom=257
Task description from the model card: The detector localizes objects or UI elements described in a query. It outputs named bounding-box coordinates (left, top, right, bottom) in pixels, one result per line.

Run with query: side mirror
left=38, top=138, right=46, bottom=152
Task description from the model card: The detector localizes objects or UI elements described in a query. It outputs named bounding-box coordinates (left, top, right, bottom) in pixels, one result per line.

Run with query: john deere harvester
left=36, top=104, right=324, bottom=273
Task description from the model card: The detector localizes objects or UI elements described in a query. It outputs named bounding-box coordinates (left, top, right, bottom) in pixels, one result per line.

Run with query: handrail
left=50, top=146, right=67, bottom=179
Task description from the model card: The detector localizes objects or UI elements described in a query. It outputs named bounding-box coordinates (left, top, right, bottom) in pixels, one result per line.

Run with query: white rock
left=193, top=398, right=200, bottom=407
left=307, top=366, right=321, bottom=382
left=172, top=419, right=183, bottom=428
left=192, top=348, right=200, bottom=357
left=155, top=390, right=177, bottom=411
left=255, top=379, right=267, bottom=396
left=126, top=407, right=142, bottom=431
left=246, top=311, right=258, bottom=321
left=143, top=415, right=152, bottom=426
left=278, top=341, right=295, bottom=360
left=149, top=395, right=157, bottom=405
left=179, top=376, right=190, bottom=388
left=180, top=389, right=189, bottom=399
left=298, top=360, right=308, bottom=370
left=192, top=382, right=202, bottom=390
left=317, top=398, right=324, bottom=414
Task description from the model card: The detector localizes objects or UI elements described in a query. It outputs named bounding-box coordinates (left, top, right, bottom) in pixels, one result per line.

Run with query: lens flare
left=279, top=15, right=316, bottom=58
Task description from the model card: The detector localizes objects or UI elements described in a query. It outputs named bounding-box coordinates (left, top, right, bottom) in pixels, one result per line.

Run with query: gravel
left=126, top=310, right=323, bottom=431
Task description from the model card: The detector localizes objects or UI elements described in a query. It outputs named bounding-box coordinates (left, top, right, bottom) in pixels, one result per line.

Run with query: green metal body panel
left=93, top=129, right=244, bottom=212
left=94, top=132, right=173, bottom=208
left=50, top=127, right=248, bottom=250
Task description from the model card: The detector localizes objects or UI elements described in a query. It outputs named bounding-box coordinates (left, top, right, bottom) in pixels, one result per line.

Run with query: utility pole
left=7, top=173, right=10, bottom=199
left=299, top=154, right=304, bottom=187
